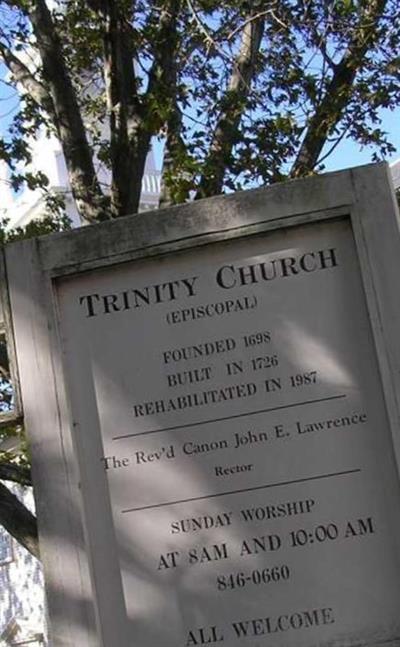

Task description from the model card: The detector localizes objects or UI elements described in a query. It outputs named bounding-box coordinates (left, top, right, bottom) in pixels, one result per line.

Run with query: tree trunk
left=99, top=0, right=147, bottom=216
left=29, top=0, right=110, bottom=223
left=158, top=1, right=185, bottom=208
left=0, top=482, right=39, bottom=559
left=290, top=0, right=387, bottom=177
left=196, top=13, right=265, bottom=199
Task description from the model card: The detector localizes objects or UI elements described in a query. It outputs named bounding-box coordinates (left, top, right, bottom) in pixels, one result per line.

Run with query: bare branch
left=185, top=0, right=215, bottom=49
left=185, top=0, right=231, bottom=63
left=0, top=481, right=39, bottom=559
left=227, top=8, right=286, bottom=41
left=0, top=462, right=32, bottom=486
left=0, top=42, right=53, bottom=111
left=316, top=127, right=350, bottom=166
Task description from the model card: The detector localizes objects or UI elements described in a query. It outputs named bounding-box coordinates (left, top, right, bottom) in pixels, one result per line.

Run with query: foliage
left=0, top=0, right=398, bottom=220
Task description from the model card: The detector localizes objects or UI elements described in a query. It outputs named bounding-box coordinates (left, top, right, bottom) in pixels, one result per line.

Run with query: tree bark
left=28, top=0, right=110, bottom=223
left=0, top=482, right=39, bottom=559
left=158, top=1, right=185, bottom=208
left=196, top=13, right=265, bottom=199
left=91, top=0, right=183, bottom=215
left=159, top=104, right=185, bottom=208
left=94, top=0, right=146, bottom=217
left=0, top=43, right=53, bottom=113
left=0, top=463, right=32, bottom=486
left=290, top=0, right=387, bottom=177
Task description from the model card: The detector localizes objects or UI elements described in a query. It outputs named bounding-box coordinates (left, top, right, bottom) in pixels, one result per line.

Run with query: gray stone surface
left=5, top=163, right=400, bottom=647
left=390, top=158, right=400, bottom=190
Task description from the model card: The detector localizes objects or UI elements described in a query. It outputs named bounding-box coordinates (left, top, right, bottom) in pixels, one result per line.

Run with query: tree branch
left=135, top=0, right=184, bottom=208
left=87, top=0, right=146, bottom=217
left=290, top=0, right=387, bottom=177
left=88, top=0, right=180, bottom=216
left=0, top=42, right=53, bottom=112
left=27, top=0, right=110, bottom=223
left=157, top=1, right=187, bottom=208
left=159, top=102, right=185, bottom=208
left=227, top=8, right=286, bottom=41
left=196, top=11, right=265, bottom=199
left=0, top=462, right=32, bottom=486
left=0, top=481, right=39, bottom=559
left=185, top=0, right=224, bottom=56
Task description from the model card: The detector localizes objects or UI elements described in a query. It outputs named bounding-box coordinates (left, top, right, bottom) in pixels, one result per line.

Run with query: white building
left=1, top=130, right=161, bottom=229
left=391, top=158, right=400, bottom=192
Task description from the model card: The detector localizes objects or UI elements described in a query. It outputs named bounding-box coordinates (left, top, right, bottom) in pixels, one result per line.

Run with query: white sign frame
left=5, top=163, right=400, bottom=647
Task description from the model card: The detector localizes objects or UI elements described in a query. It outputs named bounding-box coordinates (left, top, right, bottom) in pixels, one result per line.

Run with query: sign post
left=6, top=164, right=400, bottom=646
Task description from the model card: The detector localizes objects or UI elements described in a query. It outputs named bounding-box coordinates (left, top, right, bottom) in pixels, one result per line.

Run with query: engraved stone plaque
left=56, top=218, right=400, bottom=647
left=7, top=165, right=400, bottom=646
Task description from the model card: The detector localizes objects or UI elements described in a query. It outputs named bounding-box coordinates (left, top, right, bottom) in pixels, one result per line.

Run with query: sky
left=156, top=109, right=400, bottom=175
left=1, top=61, right=399, bottom=185
left=323, top=109, right=400, bottom=173
left=128, top=107, right=400, bottom=177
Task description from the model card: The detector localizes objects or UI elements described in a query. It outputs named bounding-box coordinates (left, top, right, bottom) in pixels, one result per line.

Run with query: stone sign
left=5, top=164, right=400, bottom=647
